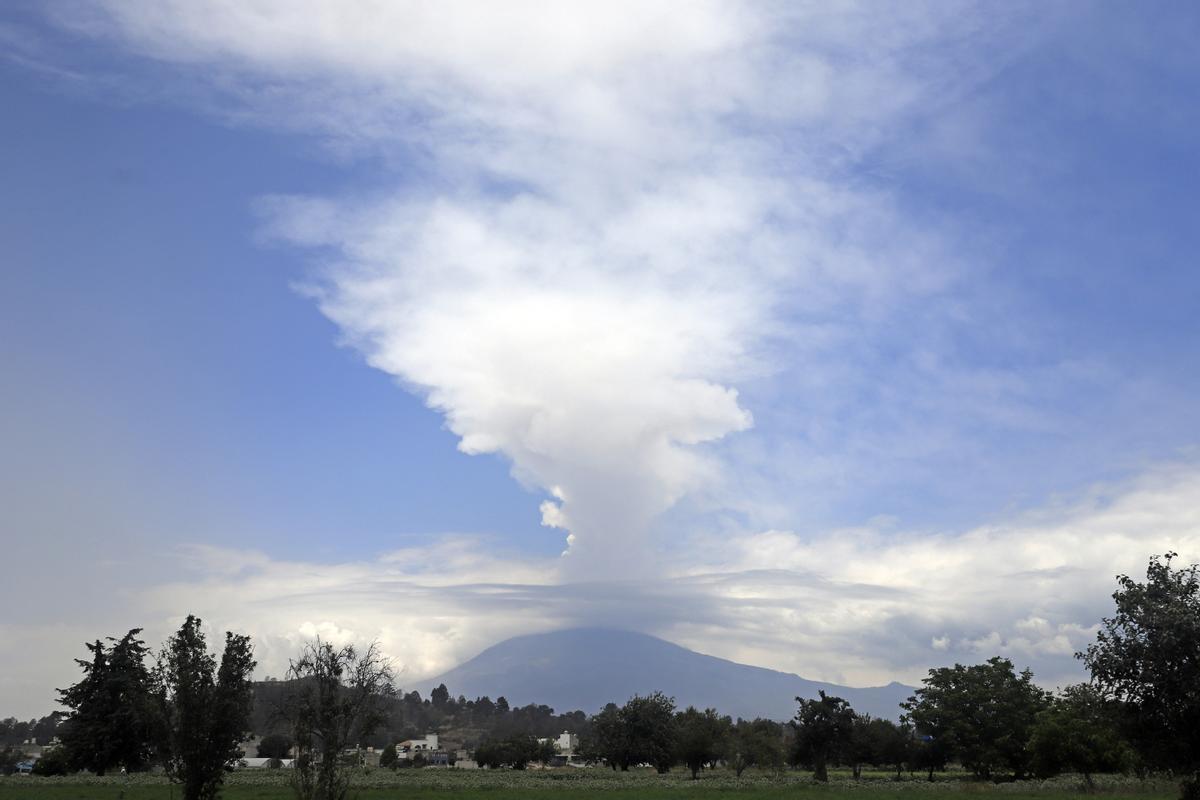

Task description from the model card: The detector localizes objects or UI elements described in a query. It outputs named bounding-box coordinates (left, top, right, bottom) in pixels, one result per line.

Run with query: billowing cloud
left=52, top=0, right=1046, bottom=575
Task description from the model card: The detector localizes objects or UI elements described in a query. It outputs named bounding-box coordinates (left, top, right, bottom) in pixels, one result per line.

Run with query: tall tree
left=902, top=657, right=1049, bottom=779
left=158, top=616, right=256, bottom=800
left=674, top=707, right=729, bottom=779
left=621, top=692, right=677, bottom=774
left=790, top=691, right=855, bottom=782
left=727, top=718, right=786, bottom=777
left=846, top=716, right=906, bottom=780
left=58, top=629, right=158, bottom=775
left=1028, top=684, right=1131, bottom=789
left=256, top=733, right=294, bottom=760
left=285, top=639, right=395, bottom=800
left=1080, top=553, right=1200, bottom=800
left=581, top=703, right=629, bottom=770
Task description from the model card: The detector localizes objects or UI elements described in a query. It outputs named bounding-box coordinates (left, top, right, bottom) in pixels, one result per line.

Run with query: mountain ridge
left=412, top=628, right=912, bottom=721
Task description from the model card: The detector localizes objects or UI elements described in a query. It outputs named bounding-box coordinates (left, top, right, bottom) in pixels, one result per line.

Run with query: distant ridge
left=412, top=628, right=912, bottom=721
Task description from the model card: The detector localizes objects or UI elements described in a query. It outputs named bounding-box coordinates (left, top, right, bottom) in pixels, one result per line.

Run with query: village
left=5, top=729, right=586, bottom=775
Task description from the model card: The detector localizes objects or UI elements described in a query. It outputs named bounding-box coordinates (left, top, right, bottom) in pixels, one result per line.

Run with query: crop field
left=0, top=769, right=1181, bottom=800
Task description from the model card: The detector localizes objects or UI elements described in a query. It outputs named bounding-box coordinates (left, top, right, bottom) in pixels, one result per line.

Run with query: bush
left=31, top=748, right=71, bottom=776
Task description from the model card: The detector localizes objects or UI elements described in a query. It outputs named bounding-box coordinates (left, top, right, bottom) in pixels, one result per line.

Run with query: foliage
left=1080, top=552, right=1200, bottom=798
left=727, top=719, right=786, bottom=777
left=473, top=734, right=554, bottom=769
left=674, top=707, right=729, bottom=779
left=30, top=747, right=70, bottom=776
left=57, top=629, right=158, bottom=775
left=848, top=717, right=911, bottom=780
left=620, top=692, right=677, bottom=774
left=579, top=695, right=678, bottom=773
left=1028, top=684, right=1131, bottom=787
left=378, top=743, right=398, bottom=769
left=157, top=615, right=257, bottom=800
left=257, top=733, right=294, bottom=760
left=902, top=657, right=1050, bottom=780
left=0, top=748, right=20, bottom=776
left=284, top=638, right=395, bottom=800
left=580, top=703, right=629, bottom=770
left=0, top=715, right=67, bottom=749
left=791, top=691, right=855, bottom=782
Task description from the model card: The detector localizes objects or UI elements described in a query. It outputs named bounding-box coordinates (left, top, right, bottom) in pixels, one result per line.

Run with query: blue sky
left=2, top=1, right=1199, bottom=717
left=1, top=51, right=542, bottom=558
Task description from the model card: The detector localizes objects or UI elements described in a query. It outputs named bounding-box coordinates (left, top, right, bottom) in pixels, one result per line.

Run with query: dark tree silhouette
left=1081, top=553, right=1200, bottom=800
left=158, top=616, right=256, bottom=800
left=790, top=691, right=854, bottom=782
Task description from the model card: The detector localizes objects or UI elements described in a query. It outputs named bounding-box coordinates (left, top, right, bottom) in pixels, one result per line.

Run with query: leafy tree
left=902, top=657, right=1050, bottom=779
left=0, top=747, right=20, bottom=776
left=473, top=696, right=495, bottom=719
left=379, top=743, right=398, bottom=769
left=1029, top=684, right=1131, bottom=789
left=878, top=720, right=917, bottom=779
left=285, top=639, right=395, bottom=800
left=674, top=707, right=729, bottom=779
left=727, top=718, right=786, bottom=777
left=1080, top=553, right=1200, bottom=799
left=57, top=630, right=159, bottom=775
left=846, top=715, right=873, bottom=779
left=430, top=684, right=450, bottom=709
left=0, top=720, right=23, bottom=747
left=622, top=692, right=677, bottom=774
left=790, top=691, right=854, bottom=782
left=256, top=733, right=293, bottom=760
left=158, top=615, right=257, bottom=800
left=909, top=730, right=952, bottom=782
left=846, top=716, right=907, bottom=779
left=473, top=734, right=554, bottom=769
left=31, top=746, right=71, bottom=776
left=581, top=703, right=629, bottom=770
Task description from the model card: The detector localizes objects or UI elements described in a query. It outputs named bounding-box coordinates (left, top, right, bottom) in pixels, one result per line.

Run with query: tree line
left=401, top=552, right=1200, bottom=800
left=1, top=552, right=1197, bottom=800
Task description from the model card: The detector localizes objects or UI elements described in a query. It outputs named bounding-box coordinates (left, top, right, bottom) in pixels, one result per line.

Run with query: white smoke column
left=276, top=183, right=768, bottom=577
left=238, top=3, right=806, bottom=577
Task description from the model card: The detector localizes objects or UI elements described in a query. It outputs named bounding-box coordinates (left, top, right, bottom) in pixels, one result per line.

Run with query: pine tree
left=58, top=630, right=158, bottom=774
left=158, top=616, right=256, bottom=800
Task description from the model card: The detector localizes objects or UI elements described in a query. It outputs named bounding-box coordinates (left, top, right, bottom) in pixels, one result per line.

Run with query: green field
left=0, top=769, right=1182, bottom=800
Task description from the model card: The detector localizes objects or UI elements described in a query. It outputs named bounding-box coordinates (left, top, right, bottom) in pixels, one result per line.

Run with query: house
left=395, top=733, right=438, bottom=759
left=551, top=731, right=578, bottom=754
left=538, top=731, right=586, bottom=767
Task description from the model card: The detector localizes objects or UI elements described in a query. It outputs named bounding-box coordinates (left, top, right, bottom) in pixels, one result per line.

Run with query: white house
left=537, top=731, right=586, bottom=767
left=553, top=732, right=578, bottom=754
left=396, top=733, right=438, bottom=759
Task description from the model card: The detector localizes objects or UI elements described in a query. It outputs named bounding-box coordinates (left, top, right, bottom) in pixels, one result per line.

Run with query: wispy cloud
left=92, top=465, right=1198, bottom=693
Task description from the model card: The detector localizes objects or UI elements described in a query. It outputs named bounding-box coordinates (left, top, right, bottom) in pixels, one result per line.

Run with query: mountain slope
left=412, top=628, right=911, bottom=721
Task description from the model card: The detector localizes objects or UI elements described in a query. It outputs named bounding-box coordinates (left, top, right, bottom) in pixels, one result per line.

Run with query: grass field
left=0, top=769, right=1182, bottom=800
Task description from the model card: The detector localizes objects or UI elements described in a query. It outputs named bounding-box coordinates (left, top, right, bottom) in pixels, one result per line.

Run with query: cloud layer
left=66, top=465, right=1197, bottom=699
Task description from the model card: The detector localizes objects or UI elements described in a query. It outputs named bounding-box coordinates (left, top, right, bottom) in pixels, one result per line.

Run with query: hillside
left=412, top=628, right=912, bottom=721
